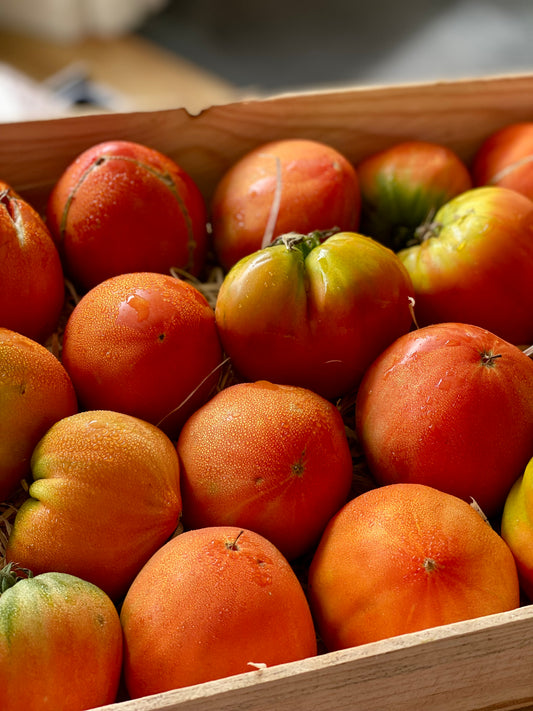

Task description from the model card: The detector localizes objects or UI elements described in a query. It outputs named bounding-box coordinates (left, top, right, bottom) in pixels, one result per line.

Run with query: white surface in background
left=0, top=62, right=71, bottom=122
left=0, top=0, right=168, bottom=42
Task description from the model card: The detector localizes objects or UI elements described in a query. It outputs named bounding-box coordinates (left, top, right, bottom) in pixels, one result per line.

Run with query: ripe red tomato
left=357, top=140, right=472, bottom=251
left=398, top=186, right=533, bottom=345
left=0, top=182, right=65, bottom=343
left=0, top=566, right=123, bottom=711
left=472, top=122, right=533, bottom=200
left=211, top=138, right=361, bottom=271
left=47, top=140, right=208, bottom=292
left=215, top=230, right=414, bottom=400
left=355, top=322, right=533, bottom=519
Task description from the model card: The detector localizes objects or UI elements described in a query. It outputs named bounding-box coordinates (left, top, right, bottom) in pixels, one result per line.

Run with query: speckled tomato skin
left=5, top=410, right=182, bottom=600
left=0, top=328, right=77, bottom=501
left=60, top=271, right=223, bottom=438
left=472, top=122, right=533, bottom=200
left=357, top=140, right=472, bottom=250
left=355, top=322, right=533, bottom=519
left=121, top=526, right=317, bottom=697
left=0, top=182, right=65, bottom=343
left=215, top=231, right=414, bottom=400
left=398, top=186, right=533, bottom=345
left=177, top=380, right=354, bottom=560
left=211, top=138, right=361, bottom=270
left=0, top=571, right=123, bottom=711
left=47, top=140, right=208, bottom=292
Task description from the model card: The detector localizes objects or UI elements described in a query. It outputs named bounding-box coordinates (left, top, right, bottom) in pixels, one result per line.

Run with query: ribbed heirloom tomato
left=5, top=410, right=182, bottom=600
left=215, top=230, right=414, bottom=401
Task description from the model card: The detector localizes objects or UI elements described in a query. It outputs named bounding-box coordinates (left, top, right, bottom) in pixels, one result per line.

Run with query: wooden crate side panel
left=1, top=73, right=533, bottom=214
left=94, top=607, right=533, bottom=711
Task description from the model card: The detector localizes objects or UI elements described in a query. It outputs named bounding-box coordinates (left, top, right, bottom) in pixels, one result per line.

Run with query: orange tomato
left=308, top=483, right=520, bottom=650
left=121, top=526, right=317, bottom=696
left=211, top=138, right=360, bottom=270
left=177, top=380, right=353, bottom=560
left=0, top=328, right=77, bottom=502
left=61, top=271, right=223, bottom=439
left=5, top=410, right=182, bottom=600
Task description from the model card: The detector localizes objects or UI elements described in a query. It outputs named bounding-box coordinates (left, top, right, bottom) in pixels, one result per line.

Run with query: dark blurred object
left=138, top=0, right=533, bottom=91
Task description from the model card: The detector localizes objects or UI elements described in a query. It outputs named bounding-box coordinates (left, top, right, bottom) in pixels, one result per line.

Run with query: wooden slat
left=93, top=606, right=533, bottom=711
left=1, top=73, right=533, bottom=214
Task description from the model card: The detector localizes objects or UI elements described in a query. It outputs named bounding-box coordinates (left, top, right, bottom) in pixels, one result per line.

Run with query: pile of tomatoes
left=2, top=123, right=533, bottom=710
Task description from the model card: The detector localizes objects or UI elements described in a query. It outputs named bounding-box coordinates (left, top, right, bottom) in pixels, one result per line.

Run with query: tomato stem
left=273, top=228, right=340, bottom=259
left=480, top=351, right=503, bottom=367
left=0, top=562, right=33, bottom=595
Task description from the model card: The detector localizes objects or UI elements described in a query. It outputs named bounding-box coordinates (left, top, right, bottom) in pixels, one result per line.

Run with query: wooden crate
left=2, top=73, right=533, bottom=711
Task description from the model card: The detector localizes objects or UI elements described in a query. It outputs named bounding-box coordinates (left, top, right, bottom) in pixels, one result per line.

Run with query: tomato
left=0, top=182, right=65, bottom=343
left=398, top=186, right=533, bottom=345
left=5, top=410, right=182, bottom=601
left=308, top=483, right=519, bottom=650
left=211, top=138, right=360, bottom=271
left=0, top=328, right=78, bottom=502
left=501, top=456, right=533, bottom=601
left=47, top=140, right=208, bottom=292
left=357, top=140, right=472, bottom=251
left=61, top=271, right=223, bottom=439
left=0, top=564, right=122, bottom=711
left=355, top=322, right=533, bottom=519
left=472, top=122, right=533, bottom=200
left=215, top=230, right=414, bottom=400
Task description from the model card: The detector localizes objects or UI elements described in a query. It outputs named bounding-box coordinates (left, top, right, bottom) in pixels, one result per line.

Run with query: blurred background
left=0, top=0, right=532, bottom=121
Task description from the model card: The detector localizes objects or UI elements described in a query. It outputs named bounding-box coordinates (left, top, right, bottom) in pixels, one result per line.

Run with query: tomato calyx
left=411, top=208, right=442, bottom=246
left=0, top=562, right=33, bottom=595
left=271, top=228, right=340, bottom=258
left=480, top=350, right=503, bottom=367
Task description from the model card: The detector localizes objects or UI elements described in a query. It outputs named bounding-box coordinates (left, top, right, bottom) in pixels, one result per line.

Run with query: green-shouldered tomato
left=215, top=230, right=414, bottom=400
left=0, top=565, right=122, bottom=711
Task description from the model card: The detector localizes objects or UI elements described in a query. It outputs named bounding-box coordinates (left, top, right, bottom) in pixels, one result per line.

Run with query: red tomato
left=215, top=230, right=415, bottom=400
left=211, top=138, right=361, bottom=270
left=0, top=566, right=123, bottom=711
left=472, top=122, right=533, bottom=200
left=355, top=322, right=533, bottom=519
left=0, top=182, right=65, bottom=343
left=398, top=186, right=533, bottom=345
left=47, top=140, right=208, bottom=292
left=357, top=140, right=472, bottom=251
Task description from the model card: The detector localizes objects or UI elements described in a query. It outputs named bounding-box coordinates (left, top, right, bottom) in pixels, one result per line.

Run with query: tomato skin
left=355, top=322, right=533, bottom=519
left=47, top=140, right=208, bottom=292
left=398, top=186, right=533, bottom=345
left=215, top=231, right=414, bottom=400
left=472, top=122, right=533, bottom=200
left=357, top=140, right=472, bottom=251
left=0, top=183, right=65, bottom=343
left=0, top=571, right=122, bottom=711
left=501, top=457, right=533, bottom=601
left=211, top=138, right=360, bottom=271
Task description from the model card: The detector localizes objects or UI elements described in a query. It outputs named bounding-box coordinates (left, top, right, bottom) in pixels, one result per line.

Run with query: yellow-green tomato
left=0, top=566, right=123, bottom=711
left=215, top=230, right=415, bottom=400
left=501, top=458, right=533, bottom=601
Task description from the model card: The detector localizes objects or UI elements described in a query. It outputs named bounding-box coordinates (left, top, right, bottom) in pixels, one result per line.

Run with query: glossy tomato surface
left=398, top=186, right=533, bottom=344
left=215, top=230, right=415, bottom=400
left=355, top=322, right=533, bottom=519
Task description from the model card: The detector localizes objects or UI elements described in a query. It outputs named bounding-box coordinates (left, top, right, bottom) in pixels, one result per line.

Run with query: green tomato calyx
left=272, top=228, right=340, bottom=259
left=0, top=562, right=34, bottom=595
